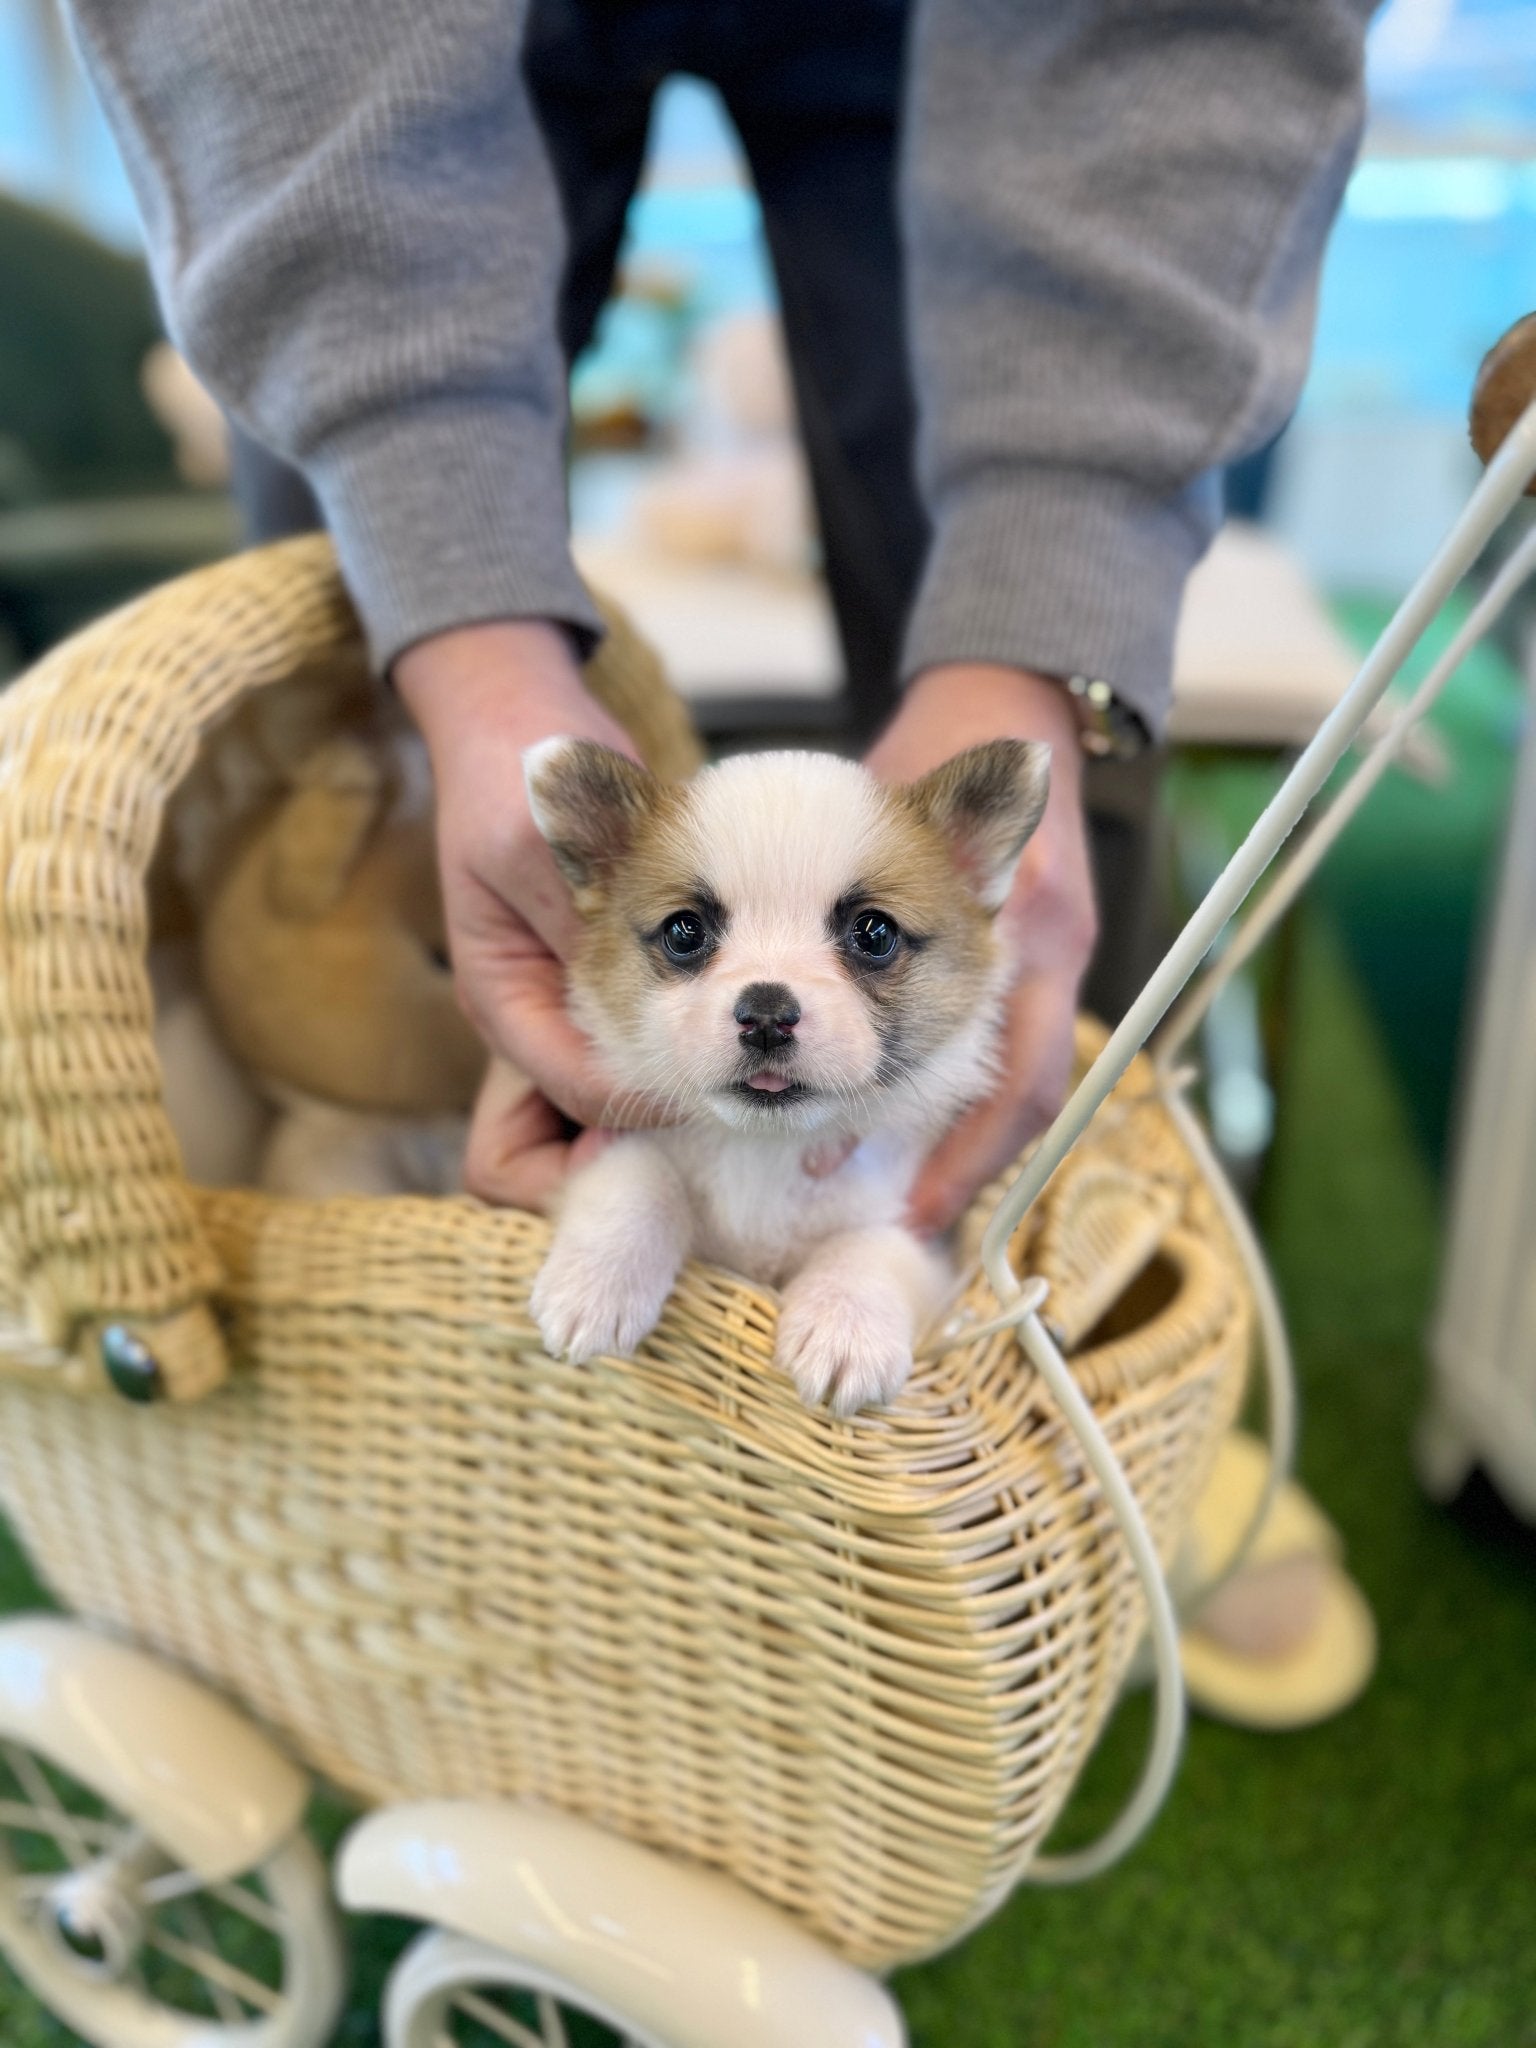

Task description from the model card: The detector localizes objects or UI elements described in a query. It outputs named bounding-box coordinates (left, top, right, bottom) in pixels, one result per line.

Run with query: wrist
left=909, top=661, right=1082, bottom=736
left=395, top=619, right=632, bottom=760
left=873, top=663, right=1085, bottom=793
left=396, top=618, right=578, bottom=725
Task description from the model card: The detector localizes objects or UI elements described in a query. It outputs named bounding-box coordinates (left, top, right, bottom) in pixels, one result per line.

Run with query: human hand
left=866, top=664, right=1098, bottom=1236
left=395, top=619, right=645, bottom=1208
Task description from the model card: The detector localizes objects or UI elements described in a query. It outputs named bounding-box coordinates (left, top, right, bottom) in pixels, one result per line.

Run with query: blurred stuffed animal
left=156, top=590, right=702, bottom=1200
left=197, top=731, right=485, bottom=1197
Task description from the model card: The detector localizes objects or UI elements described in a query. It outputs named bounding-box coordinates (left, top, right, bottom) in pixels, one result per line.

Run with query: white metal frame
left=0, top=1619, right=347, bottom=2048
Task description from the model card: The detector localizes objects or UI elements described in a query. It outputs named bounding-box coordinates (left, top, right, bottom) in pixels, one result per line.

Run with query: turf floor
left=3, top=911, right=1533, bottom=2046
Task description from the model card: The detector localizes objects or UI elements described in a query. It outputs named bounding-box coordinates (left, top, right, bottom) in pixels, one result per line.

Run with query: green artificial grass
left=3, top=915, right=1533, bottom=2045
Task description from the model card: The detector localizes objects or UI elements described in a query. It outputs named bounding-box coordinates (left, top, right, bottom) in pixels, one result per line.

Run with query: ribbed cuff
left=900, top=466, right=1221, bottom=738
left=305, top=398, right=603, bottom=675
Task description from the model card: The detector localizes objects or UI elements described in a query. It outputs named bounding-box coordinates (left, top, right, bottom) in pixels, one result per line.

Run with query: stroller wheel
left=0, top=1733, right=344, bottom=2048
left=345, top=1801, right=907, bottom=2048
left=384, top=1927, right=679, bottom=2048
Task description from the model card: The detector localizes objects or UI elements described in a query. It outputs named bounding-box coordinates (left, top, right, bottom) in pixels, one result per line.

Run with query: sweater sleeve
left=64, top=0, right=601, bottom=672
left=899, top=0, right=1376, bottom=733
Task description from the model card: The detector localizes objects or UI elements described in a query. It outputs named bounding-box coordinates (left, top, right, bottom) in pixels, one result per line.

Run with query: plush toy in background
left=151, top=938, right=273, bottom=1189
left=196, top=732, right=486, bottom=1197
left=139, top=342, right=232, bottom=488
left=154, top=588, right=703, bottom=1200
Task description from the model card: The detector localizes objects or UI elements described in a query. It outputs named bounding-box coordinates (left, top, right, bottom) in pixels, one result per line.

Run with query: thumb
left=462, top=946, right=644, bottom=1132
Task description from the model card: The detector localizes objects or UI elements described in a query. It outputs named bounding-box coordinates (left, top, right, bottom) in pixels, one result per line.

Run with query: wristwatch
left=1062, top=673, right=1150, bottom=761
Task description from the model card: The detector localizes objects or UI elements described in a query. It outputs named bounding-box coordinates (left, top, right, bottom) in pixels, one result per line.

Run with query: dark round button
left=100, top=1325, right=164, bottom=1404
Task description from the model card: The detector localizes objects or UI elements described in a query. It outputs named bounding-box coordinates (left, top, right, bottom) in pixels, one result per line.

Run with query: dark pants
left=232, top=0, right=928, bottom=743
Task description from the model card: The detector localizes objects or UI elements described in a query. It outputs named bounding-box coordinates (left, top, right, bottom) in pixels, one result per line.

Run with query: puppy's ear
left=524, top=737, right=660, bottom=901
left=906, top=739, right=1051, bottom=911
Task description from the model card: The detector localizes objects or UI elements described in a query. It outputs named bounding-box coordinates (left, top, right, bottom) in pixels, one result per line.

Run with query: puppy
left=524, top=738, right=1050, bottom=1415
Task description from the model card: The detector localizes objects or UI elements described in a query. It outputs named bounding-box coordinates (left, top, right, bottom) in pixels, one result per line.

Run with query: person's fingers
left=461, top=1065, right=618, bottom=1212
left=462, top=1063, right=562, bottom=1201
left=470, top=1134, right=574, bottom=1214
left=906, top=972, right=1079, bottom=1238
left=476, top=836, right=586, bottom=964
left=448, top=858, right=673, bottom=1132
left=452, top=939, right=657, bottom=1132
left=479, top=967, right=624, bottom=1129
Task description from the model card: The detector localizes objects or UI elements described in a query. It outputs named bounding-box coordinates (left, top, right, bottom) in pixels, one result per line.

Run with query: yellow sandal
left=1174, top=1430, right=1378, bottom=1731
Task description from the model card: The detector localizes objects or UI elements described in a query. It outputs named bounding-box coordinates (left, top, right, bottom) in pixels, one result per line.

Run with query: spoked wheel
left=0, top=1734, right=345, bottom=2047
left=386, top=1929, right=672, bottom=2048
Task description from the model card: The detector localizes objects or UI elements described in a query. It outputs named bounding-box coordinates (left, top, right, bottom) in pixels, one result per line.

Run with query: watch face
left=1067, top=676, right=1148, bottom=761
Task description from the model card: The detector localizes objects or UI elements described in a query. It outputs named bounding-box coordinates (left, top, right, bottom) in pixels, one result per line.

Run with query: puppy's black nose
left=735, top=982, right=800, bottom=1053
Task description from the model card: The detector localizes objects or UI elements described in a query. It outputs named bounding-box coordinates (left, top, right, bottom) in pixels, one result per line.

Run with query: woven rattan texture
left=0, top=541, right=1250, bottom=1967
left=0, top=538, right=700, bottom=1397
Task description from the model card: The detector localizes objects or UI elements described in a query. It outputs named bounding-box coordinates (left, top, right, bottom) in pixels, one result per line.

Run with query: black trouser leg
left=712, top=3, right=928, bottom=745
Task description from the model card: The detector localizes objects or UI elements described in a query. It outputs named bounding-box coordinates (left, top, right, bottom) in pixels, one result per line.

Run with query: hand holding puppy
left=866, top=664, right=1098, bottom=1236
left=394, top=619, right=649, bottom=1211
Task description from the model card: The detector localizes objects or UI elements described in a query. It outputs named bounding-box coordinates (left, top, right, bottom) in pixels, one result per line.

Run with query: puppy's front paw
left=775, top=1279, right=914, bottom=1418
left=530, top=1237, right=675, bottom=1364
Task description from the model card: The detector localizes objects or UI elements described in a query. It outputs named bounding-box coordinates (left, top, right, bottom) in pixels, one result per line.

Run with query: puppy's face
left=525, top=741, right=1050, bottom=1136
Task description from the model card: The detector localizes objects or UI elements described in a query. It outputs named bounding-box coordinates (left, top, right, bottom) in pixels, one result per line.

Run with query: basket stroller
left=0, top=324, right=1531, bottom=2047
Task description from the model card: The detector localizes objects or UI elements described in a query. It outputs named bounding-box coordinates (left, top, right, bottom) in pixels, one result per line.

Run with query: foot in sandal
left=1173, top=1429, right=1378, bottom=1731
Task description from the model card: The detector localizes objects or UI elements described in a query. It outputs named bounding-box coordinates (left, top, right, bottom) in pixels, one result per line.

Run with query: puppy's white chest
left=658, top=1127, right=914, bottom=1287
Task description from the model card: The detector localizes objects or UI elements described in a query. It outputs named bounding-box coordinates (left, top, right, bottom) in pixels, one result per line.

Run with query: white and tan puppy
left=524, top=738, right=1050, bottom=1415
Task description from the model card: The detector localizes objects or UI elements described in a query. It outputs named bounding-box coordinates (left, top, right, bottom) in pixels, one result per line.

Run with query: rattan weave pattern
left=0, top=536, right=700, bottom=1398
left=0, top=539, right=1250, bottom=1967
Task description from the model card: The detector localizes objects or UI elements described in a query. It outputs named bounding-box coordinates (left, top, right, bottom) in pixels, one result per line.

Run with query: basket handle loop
left=0, top=536, right=362, bottom=1400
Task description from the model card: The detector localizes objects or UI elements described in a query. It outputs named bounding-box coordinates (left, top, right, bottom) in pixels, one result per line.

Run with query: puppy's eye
left=426, top=941, right=452, bottom=973
left=848, top=909, right=900, bottom=962
left=661, top=911, right=710, bottom=961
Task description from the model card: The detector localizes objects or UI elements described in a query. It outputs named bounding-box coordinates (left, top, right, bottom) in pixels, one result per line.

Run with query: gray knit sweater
left=65, top=0, right=1373, bottom=731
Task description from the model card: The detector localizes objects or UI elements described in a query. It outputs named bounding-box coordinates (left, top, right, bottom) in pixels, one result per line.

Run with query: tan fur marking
left=854, top=791, right=998, bottom=1069
left=574, top=782, right=703, bottom=1040
left=904, top=739, right=1051, bottom=910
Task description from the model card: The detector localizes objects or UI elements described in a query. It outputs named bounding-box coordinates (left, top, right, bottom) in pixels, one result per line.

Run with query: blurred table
left=574, top=517, right=1361, bottom=743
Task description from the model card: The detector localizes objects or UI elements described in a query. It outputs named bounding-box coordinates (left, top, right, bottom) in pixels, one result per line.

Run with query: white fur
left=529, top=1138, right=693, bottom=1362
left=775, top=1227, right=952, bottom=1415
left=529, top=747, right=1026, bottom=1414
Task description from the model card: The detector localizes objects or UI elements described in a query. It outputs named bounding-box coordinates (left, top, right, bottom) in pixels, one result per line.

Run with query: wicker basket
left=0, top=537, right=1249, bottom=1970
